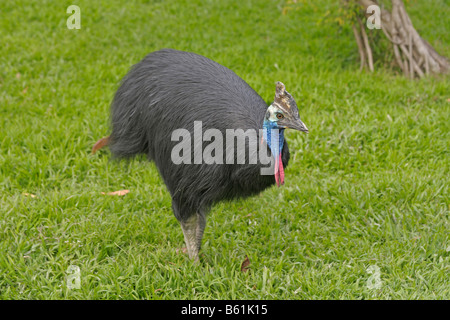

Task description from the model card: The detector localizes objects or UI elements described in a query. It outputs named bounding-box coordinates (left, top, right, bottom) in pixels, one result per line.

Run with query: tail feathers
left=92, top=136, right=110, bottom=154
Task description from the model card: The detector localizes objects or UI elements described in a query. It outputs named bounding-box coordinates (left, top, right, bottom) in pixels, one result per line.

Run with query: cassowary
left=95, top=48, right=309, bottom=261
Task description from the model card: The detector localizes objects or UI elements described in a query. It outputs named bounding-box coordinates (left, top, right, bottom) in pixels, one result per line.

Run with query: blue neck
left=263, top=119, right=285, bottom=158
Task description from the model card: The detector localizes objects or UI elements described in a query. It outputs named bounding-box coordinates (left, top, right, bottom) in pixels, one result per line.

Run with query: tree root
left=352, top=0, right=449, bottom=77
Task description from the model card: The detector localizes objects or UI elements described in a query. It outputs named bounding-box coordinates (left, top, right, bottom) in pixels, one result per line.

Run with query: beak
left=287, top=118, right=309, bottom=133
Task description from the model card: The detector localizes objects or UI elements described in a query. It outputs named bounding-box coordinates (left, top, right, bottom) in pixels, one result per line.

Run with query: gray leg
left=181, top=214, right=199, bottom=261
left=180, top=213, right=207, bottom=261
left=196, top=213, right=206, bottom=252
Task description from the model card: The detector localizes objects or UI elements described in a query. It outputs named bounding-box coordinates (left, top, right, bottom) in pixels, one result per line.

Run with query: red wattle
left=278, top=153, right=284, bottom=186
left=274, top=154, right=284, bottom=187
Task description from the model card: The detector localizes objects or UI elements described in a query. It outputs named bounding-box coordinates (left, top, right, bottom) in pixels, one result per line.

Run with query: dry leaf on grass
left=92, top=136, right=110, bottom=154
left=101, top=189, right=130, bottom=196
left=22, top=193, right=37, bottom=198
left=240, top=255, right=250, bottom=273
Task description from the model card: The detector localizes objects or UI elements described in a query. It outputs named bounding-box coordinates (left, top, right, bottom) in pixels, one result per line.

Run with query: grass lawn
left=0, top=0, right=449, bottom=299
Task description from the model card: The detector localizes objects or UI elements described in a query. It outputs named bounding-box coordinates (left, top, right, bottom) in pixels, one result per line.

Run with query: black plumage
left=106, top=48, right=308, bottom=260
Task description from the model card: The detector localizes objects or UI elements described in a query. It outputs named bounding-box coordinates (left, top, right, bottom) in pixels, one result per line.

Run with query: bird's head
left=264, top=82, right=308, bottom=133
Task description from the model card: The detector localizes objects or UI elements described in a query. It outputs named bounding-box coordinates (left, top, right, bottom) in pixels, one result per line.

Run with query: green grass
left=0, top=0, right=449, bottom=299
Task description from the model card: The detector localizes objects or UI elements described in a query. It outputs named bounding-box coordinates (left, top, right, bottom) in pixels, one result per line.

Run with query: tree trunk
left=354, top=0, right=449, bottom=77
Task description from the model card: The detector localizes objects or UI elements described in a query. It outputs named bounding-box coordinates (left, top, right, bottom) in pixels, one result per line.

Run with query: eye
left=276, top=113, right=284, bottom=120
